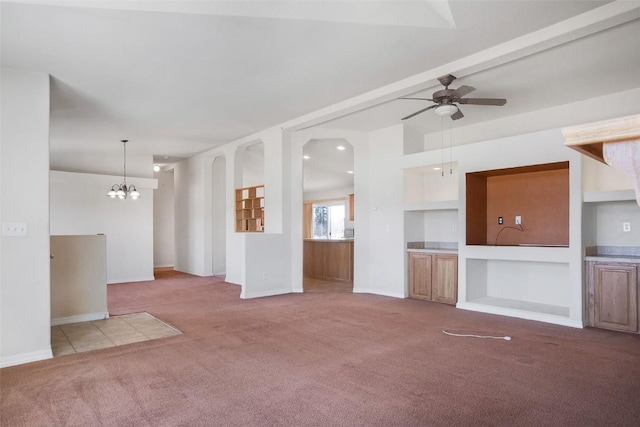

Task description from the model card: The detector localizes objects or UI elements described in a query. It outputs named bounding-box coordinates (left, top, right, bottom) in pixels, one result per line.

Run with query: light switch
left=2, top=222, right=28, bottom=236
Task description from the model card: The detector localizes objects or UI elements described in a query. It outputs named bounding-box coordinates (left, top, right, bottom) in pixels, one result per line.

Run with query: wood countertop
left=304, top=238, right=354, bottom=243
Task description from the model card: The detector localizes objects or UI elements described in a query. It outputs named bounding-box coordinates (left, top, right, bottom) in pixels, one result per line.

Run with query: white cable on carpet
left=443, top=330, right=511, bottom=341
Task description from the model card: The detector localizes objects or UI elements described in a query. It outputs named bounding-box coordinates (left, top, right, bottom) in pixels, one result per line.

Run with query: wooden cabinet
left=432, top=254, right=458, bottom=305
left=586, top=261, right=638, bottom=333
left=408, top=252, right=457, bottom=305
left=235, top=185, right=264, bottom=232
left=304, top=240, right=354, bottom=282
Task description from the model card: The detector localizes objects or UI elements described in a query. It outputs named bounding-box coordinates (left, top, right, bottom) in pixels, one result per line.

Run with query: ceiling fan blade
left=451, top=85, right=475, bottom=98
left=399, top=97, right=435, bottom=101
left=451, top=108, right=464, bottom=120
left=401, top=104, right=437, bottom=120
left=458, top=98, right=507, bottom=106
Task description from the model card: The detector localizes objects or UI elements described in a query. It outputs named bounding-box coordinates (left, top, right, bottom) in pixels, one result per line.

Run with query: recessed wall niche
left=466, top=161, right=569, bottom=246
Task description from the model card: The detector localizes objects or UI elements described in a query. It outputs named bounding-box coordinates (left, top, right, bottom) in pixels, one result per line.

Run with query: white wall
left=50, top=171, right=156, bottom=284
left=594, top=201, right=640, bottom=246
left=153, top=171, right=175, bottom=268
left=357, top=124, right=406, bottom=298
left=0, top=68, right=52, bottom=367
left=423, top=210, right=458, bottom=242
left=304, top=186, right=354, bottom=201
left=211, top=157, right=227, bottom=275
left=173, top=156, right=206, bottom=276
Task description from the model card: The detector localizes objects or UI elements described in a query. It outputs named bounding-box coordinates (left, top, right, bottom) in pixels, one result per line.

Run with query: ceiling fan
left=401, top=74, right=506, bottom=121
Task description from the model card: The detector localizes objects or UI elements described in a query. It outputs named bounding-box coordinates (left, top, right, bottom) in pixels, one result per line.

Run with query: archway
left=302, top=138, right=354, bottom=293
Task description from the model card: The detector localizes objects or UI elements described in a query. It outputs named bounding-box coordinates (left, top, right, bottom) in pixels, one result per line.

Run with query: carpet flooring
left=2, top=274, right=640, bottom=426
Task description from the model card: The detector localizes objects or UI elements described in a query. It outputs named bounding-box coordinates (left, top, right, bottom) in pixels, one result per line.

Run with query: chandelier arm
left=123, top=140, right=127, bottom=185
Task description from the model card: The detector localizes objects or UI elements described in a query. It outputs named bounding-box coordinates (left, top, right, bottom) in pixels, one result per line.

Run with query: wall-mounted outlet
left=261, top=272, right=268, bottom=280
left=515, top=216, right=522, bottom=225
left=623, top=222, right=631, bottom=232
left=2, top=222, right=28, bottom=236
left=498, top=217, right=503, bottom=225
left=451, top=224, right=457, bottom=232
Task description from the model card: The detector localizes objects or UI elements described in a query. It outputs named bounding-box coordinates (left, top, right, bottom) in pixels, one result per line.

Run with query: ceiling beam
left=283, top=1, right=640, bottom=132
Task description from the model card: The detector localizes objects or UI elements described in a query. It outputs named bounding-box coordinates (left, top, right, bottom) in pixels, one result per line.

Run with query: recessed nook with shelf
left=404, top=162, right=458, bottom=210
left=235, top=185, right=264, bottom=232
left=466, top=161, right=569, bottom=247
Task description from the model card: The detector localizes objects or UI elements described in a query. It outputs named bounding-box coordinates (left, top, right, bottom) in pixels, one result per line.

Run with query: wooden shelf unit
left=235, top=185, right=264, bottom=232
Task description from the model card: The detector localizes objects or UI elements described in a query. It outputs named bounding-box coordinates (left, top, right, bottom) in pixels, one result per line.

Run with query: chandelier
left=107, top=139, right=140, bottom=200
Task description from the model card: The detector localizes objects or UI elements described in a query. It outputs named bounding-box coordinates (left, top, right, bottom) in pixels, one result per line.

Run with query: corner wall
left=50, top=171, right=156, bottom=284
left=0, top=68, right=52, bottom=367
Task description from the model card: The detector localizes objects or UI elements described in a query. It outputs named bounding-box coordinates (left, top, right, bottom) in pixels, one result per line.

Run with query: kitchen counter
left=584, top=246, right=640, bottom=263
left=406, top=241, right=458, bottom=254
left=407, top=248, right=458, bottom=254
left=304, top=239, right=354, bottom=282
left=304, top=238, right=354, bottom=243
left=584, top=254, right=640, bottom=263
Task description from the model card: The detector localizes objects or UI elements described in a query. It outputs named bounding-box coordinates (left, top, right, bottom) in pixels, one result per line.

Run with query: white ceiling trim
left=281, top=0, right=640, bottom=133
left=12, top=0, right=456, bottom=28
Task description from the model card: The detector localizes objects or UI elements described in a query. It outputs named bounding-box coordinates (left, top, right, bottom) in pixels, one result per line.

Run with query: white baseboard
left=108, top=276, right=155, bottom=284
left=1, top=348, right=53, bottom=368
left=51, top=312, right=109, bottom=326
left=353, top=288, right=406, bottom=299
left=241, top=287, right=291, bottom=299
left=153, top=264, right=174, bottom=269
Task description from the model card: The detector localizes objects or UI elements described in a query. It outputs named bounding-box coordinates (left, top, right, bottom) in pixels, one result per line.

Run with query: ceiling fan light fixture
left=435, top=104, right=458, bottom=117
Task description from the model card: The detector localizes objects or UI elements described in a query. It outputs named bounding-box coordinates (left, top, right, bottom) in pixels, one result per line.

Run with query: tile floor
left=51, top=312, right=181, bottom=357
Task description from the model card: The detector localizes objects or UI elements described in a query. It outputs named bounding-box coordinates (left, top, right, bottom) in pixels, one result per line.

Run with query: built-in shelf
left=458, top=298, right=578, bottom=328
left=464, top=245, right=572, bottom=263
left=235, top=185, right=264, bottom=232
left=464, top=297, right=570, bottom=317
left=403, top=200, right=458, bottom=212
left=583, top=189, right=636, bottom=203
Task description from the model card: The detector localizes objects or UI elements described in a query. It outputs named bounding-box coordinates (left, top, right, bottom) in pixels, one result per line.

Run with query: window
left=312, top=201, right=345, bottom=239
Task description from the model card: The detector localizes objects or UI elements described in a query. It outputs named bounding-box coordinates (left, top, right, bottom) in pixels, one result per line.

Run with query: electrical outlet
left=515, top=216, right=522, bottom=225
left=451, top=224, right=457, bottom=232
left=623, top=222, right=631, bottom=232
left=498, top=217, right=503, bottom=225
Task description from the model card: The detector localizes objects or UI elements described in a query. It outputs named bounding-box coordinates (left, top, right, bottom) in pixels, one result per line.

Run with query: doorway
left=302, top=138, right=354, bottom=293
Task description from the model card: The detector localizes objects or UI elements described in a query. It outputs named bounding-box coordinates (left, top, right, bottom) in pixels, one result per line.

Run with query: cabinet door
left=409, top=253, right=432, bottom=300
left=594, top=264, right=638, bottom=333
left=432, top=255, right=458, bottom=305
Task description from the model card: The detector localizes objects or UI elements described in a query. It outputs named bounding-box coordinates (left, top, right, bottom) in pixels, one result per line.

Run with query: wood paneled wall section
left=466, top=162, right=569, bottom=246
left=485, top=168, right=569, bottom=246
left=466, top=174, right=488, bottom=245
